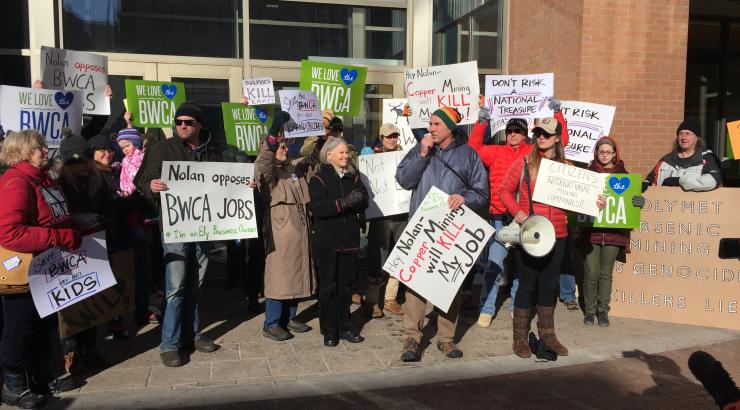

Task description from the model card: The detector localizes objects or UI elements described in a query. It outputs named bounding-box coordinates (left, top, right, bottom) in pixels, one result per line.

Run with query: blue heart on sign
left=255, top=107, right=268, bottom=124
left=609, top=176, right=631, bottom=195
left=160, top=84, right=177, bottom=100
left=54, top=91, right=74, bottom=110
left=340, top=68, right=358, bottom=86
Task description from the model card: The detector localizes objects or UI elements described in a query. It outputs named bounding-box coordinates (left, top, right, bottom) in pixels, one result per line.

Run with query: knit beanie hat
left=431, top=107, right=463, bottom=131
left=59, top=134, right=91, bottom=164
left=116, top=128, right=143, bottom=149
left=506, top=118, right=528, bottom=134
left=174, top=102, right=204, bottom=125
left=88, top=134, right=111, bottom=151
left=676, top=118, right=701, bottom=138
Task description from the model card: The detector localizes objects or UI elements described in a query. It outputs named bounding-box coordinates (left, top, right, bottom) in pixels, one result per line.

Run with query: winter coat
left=645, top=148, right=722, bottom=192
left=308, top=164, right=369, bottom=251
left=576, top=158, right=630, bottom=248
left=255, top=143, right=315, bottom=299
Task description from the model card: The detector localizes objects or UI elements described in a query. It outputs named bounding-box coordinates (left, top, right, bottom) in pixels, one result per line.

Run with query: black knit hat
left=506, top=118, right=528, bottom=134
left=174, top=101, right=204, bottom=125
left=59, top=134, right=91, bottom=164
left=88, top=134, right=111, bottom=150
left=676, top=118, right=701, bottom=138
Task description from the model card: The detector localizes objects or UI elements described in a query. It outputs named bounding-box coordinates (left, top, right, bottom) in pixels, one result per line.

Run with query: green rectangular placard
left=221, top=103, right=274, bottom=156
left=570, top=173, right=642, bottom=229
left=298, top=60, right=367, bottom=116
left=124, top=80, right=186, bottom=128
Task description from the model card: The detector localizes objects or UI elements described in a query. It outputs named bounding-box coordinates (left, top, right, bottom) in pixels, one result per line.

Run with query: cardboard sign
left=160, top=161, right=258, bottom=243
left=0, top=85, right=83, bottom=148
left=404, top=61, right=480, bottom=129
left=222, top=103, right=274, bottom=156
left=58, top=249, right=135, bottom=337
left=382, top=187, right=495, bottom=312
left=40, top=46, right=110, bottom=115
left=28, top=232, right=116, bottom=318
left=484, top=73, right=554, bottom=120
left=360, top=149, right=412, bottom=219
left=277, top=89, right=324, bottom=138
left=561, top=101, right=616, bottom=164
left=611, top=187, right=740, bottom=331
left=571, top=173, right=642, bottom=229
left=242, top=77, right=275, bottom=106
left=382, top=98, right=418, bottom=149
left=299, top=60, right=367, bottom=116
left=124, top=80, right=186, bottom=128
left=532, top=158, right=607, bottom=217
left=727, top=120, right=740, bottom=160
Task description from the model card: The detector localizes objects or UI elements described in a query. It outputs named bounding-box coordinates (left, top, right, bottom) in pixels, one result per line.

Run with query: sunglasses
left=535, top=133, right=556, bottom=139
left=383, top=134, right=399, bottom=139
left=506, top=128, right=524, bottom=135
left=175, top=119, right=196, bottom=127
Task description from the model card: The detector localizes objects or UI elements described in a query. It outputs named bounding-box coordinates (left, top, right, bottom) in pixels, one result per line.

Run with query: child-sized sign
left=561, top=101, right=616, bottom=164
left=160, top=161, right=258, bottom=243
left=40, top=46, right=110, bottom=115
left=571, top=173, right=642, bottom=229
left=532, top=158, right=607, bottom=217
left=0, top=85, right=83, bottom=148
left=382, top=187, right=495, bottom=312
left=360, top=149, right=412, bottom=219
left=382, top=98, right=418, bottom=149
left=405, top=61, right=480, bottom=129
left=243, top=77, right=275, bottom=106
left=222, top=103, right=273, bottom=156
left=299, top=60, right=367, bottom=116
left=278, top=90, right=324, bottom=138
left=28, top=232, right=116, bottom=318
left=484, top=73, right=554, bottom=120
left=124, top=80, right=186, bottom=128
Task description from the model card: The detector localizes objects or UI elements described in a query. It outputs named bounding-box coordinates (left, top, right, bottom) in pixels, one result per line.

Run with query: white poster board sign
left=404, top=61, right=480, bottom=129
left=160, top=161, right=258, bottom=243
left=484, top=73, right=554, bottom=121
left=28, top=232, right=116, bottom=318
left=382, top=187, right=495, bottom=312
left=40, top=46, right=110, bottom=115
left=382, top=98, right=418, bottom=149
left=360, top=149, right=412, bottom=219
left=561, top=100, right=616, bottom=164
left=243, top=77, right=275, bottom=105
left=532, top=158, right=607, bottom=217
left=0, top=85, right=83, bottom=149
left=278, top=90, right=324, bottom=138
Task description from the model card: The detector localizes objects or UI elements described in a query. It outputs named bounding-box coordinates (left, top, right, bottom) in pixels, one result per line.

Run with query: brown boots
left=512, top=308, right=533, bottom=358
left=536, top=306, right=568, bottom=356
left=513, top=306, right=568, bottom=358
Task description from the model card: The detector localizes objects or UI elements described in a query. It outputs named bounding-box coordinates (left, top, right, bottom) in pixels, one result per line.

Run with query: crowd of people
left=0, top=81, right=724, bottom=408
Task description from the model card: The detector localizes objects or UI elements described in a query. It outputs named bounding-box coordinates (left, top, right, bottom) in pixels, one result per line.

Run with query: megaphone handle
left=523, top=158, right=535, bottom=216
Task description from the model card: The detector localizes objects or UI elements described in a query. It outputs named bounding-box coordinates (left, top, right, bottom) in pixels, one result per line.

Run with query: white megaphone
left=495, top=215, right=556, bottom=257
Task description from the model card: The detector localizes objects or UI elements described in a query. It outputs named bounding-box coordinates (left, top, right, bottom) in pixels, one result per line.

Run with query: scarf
left=120, top=148, right=144, bottom=195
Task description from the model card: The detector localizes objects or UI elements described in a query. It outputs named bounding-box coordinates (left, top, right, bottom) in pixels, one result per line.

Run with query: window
left=172, top=78, right=231, bottom=144
left=433, top=0, right=502, bottom=69
left=0, top=1, right=29, bottom=87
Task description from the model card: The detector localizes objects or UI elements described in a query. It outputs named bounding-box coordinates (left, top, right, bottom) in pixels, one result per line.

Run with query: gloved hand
left=268, top=110, right=291, bottom=137
left=53, top=228, right=81, bottom=250
left=662, top=176, right=680, bottom=187
left=402, top=104, right=412, bottom=117
left=632, top=195, right=646, bottom=208
left=340, top=189, right=364, bottom=210
left=265, top=135, right=280, bottom=152
left=548, top=96, right=562, bottom=112
left=478, top=105, right=491, bottom=124
left=641, top=181, right=650, bottom=193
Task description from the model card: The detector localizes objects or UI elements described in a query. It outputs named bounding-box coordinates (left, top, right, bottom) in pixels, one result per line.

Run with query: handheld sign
left=382, top=187, right=495, bottom=312
left=124, top=80, right=186, bottom=128
left=242, top=77, right=275, bottom=106
left=571, top=173, right=641, bottom=229
left=40, top=46, right=110, bottom=115
left=277, top=89, right=324, bottom=138
left=382, top=98, right=418, bottom=149
left=531, top=158, right=607, bottom=217
left=484, top=73, right=554, bottom=120
left=727, top=120, right=740, bottom=160
left=561, top=100, right=616, bottom=164
left=404, top=61, right=480, bottom=129
left=160, top=161, right=258, bottom=243
left=28, top=232, right=116, bottom=318
left=359, top=149, right=412, bottom=219
left=0, top=85, right=83, bottom=149
left=222, top=102, right=274, bottom=156
left=299, top=60, right=367, bottom=116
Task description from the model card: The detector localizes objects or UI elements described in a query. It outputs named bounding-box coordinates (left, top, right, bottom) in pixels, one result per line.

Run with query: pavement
left=46, top=258, right=740, bottom=410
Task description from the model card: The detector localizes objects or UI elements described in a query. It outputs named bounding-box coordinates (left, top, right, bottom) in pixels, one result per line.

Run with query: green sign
left=570, top=173, right=642, bottom=229
left=221, top=102, right=274, bottom=156
left=298, top=60, right=367, bottom=116
left=124, top=80, right=186, bottom=128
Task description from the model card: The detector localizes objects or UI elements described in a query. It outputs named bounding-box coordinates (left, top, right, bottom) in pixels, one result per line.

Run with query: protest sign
left=360, top=150, right=412, bottom=219
left=727, top=120, right=740, bottom=160
left=222, top=102, right=274, bottom=156
left=570, top=173, right=642, bottom=229
left=160, top=161, right=258, bottom=243
left=382, top=98, right=418, bottom=149
left=404, top=61, right=479, bottom=129
left=484, top=73, right=554, bottom=121
left=560, top=101, right=616, bottom=163
left=299, top=60, right=367, bottom=116
left=124, top=80, right=186, bottom=128
left=278, top=89, right=324, bottom=138
left=40, top=46, right=110, bottom=115
left=0, top=85, right=82, bottom=149
left=382, top=187, right=495, bottom=312
left=532, top=158, right=607, bottom=217
left=58, top=249, right=135, bottom=337
left=28, top=232, right=116, bottom=318
left=243, top=77, right=275, bottom=105
left=611, top=187, right=740, bottom=331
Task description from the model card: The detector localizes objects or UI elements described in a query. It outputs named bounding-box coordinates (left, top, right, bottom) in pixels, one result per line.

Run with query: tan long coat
left=255, top=144, right=315, bottom=300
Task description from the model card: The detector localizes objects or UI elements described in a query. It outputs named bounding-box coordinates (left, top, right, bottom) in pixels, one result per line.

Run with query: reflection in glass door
left=171, top=77, right=230, bottom=145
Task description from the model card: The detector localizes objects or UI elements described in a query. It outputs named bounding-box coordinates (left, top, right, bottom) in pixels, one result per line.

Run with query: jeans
left=480, top=217, right=516, bottom=315
left=160, top=241, right=209, bottom=352
left=264, top=298, right=298, bottom=329
left=559, top=274, right=576, bottom=303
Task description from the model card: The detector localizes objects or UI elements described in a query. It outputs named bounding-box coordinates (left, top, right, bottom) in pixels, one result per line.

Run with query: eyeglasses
left=278, top=144, right=289, bottom=150
left=32, top=145, right=48, bottom=152
left=175, top=119, right=196, bottom=127
left=506, top=128, right=524, bottom=135
left=597, top=150, right=615, bottom=156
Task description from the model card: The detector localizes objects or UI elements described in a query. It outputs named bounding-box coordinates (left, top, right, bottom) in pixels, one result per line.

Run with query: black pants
left=514, top=238, right=567, bottom=309
left=313, top=247, right=357, bottom=336
left=0, top=293, right=57, bottom=373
